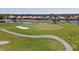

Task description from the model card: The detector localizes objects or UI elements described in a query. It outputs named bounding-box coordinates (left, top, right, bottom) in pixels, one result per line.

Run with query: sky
left=0, top=8, right=79, bottom=14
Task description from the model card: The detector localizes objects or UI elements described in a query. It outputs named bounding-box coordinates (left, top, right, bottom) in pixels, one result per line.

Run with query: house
left=0, top=19, right=14, bottom=23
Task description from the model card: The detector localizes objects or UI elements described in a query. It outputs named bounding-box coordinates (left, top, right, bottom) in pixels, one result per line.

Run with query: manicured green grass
left=0, top=31, right=65, bottom=51
left=1, top=23, right=79, bottom=50
left=34, top=23, right=63, bottom=30
left=0, top=23, right=64, bottom=35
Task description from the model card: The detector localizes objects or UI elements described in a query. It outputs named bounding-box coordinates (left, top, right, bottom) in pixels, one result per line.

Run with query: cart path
left=0, top=28, right=73, bottom=51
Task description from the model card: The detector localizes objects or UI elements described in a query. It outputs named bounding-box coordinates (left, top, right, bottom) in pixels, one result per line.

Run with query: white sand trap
left=16, top=26, right=29, bottom=29
left=0, top=41, right=10, bottom=45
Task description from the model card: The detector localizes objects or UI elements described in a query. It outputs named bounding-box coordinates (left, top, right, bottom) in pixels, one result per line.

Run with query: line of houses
left=0, top=14, right=79, bottom=24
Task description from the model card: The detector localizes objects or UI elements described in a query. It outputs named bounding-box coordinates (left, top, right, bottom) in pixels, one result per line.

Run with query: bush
left=0, top=16, right=5, bottom=20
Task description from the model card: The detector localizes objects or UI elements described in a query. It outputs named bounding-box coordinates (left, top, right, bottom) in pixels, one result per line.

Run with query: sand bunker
left=16, top=26, right=29, bottom=29
left=0, top=41, right=10, bottom=45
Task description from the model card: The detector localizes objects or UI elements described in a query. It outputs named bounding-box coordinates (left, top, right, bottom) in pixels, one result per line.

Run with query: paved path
left=0, top=28, right=73, bottom=51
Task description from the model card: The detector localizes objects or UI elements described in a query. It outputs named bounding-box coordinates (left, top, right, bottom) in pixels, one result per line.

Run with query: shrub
left=0, top=16, right=5, bottom=20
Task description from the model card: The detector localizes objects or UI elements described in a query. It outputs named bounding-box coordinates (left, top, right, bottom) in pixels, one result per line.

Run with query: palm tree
left=51, top=15, right=58, bottom=24
left=48, top=15, right=52, bottom=24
